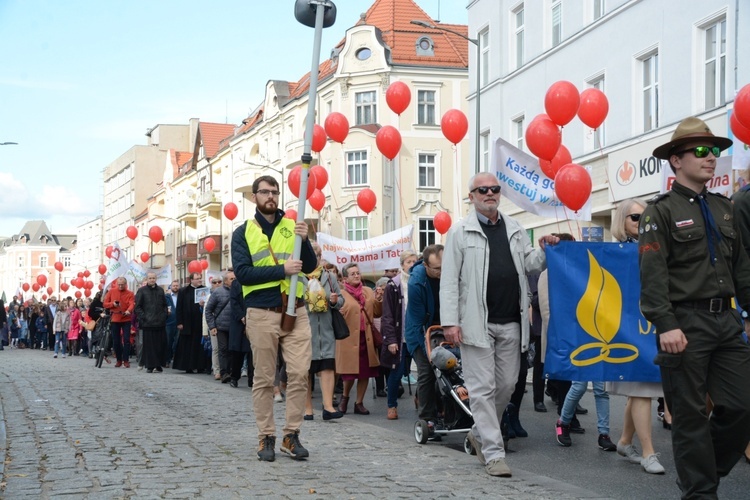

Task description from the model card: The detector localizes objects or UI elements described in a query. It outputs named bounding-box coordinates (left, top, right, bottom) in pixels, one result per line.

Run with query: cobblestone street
left=0, top=350, right=604, bottom=499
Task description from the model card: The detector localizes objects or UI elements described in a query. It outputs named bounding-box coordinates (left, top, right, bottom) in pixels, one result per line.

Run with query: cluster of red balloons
left=732, top=84, right=750, bottom=145
left=187, top=259, right=209, bottom=274
left=523, top=81, right=607, bottom=212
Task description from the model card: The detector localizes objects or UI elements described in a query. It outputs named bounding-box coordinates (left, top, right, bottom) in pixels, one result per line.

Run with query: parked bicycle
left=91, top=309, right=113, bottom=368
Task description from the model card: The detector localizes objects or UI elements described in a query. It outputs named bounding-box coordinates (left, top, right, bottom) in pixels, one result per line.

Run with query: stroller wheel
left=464, top=434, right=477, bottom=455
left=414, top=420, right=430, bottom=445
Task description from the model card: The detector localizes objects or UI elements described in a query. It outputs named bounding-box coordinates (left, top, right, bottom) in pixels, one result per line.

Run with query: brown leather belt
left=257, top=299, right=304, bottom=314
left=675, top=297, right=731, bottom=313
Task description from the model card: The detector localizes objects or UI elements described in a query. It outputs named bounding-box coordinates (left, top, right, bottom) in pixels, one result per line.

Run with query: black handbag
left=330, top=307, right=350, bottom=340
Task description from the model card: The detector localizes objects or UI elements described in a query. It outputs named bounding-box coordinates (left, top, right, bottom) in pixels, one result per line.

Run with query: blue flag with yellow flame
left=544, top=241, right=660, bottom=382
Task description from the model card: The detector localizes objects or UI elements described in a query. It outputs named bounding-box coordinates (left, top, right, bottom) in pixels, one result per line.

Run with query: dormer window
left=416, top=36, right=434, bottom=56
left=355, top=47, right=371, bottom=61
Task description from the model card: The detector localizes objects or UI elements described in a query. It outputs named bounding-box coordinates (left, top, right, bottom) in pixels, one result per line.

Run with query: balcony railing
left=197, top=190, right=221, bottom=210
left=177, top=202, right=197, bottom=221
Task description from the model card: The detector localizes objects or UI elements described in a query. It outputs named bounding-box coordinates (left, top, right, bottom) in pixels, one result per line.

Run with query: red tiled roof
left=169, top=150, right=193, bottom=180
left=199, top=122, right=235, bottom=159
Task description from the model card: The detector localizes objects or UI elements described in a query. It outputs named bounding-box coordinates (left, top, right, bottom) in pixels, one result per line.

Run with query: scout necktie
left=697, top=194, right=721, bottom=266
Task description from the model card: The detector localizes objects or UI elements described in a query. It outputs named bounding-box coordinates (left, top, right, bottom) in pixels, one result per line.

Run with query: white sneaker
left=616, top=442, right=642, bottom=464
left=62, top=354, right=66, bottom=358
left=53, top=354, right=58, bottom=358
left=274, top=393, right=284, bottom=403
left=641, top=454, right=665, bottom=474
left=241, top=369, right=248, bottom=378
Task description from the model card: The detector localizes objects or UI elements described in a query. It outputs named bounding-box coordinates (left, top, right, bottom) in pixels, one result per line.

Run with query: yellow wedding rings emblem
left=571, top=251, right=639, bottom=366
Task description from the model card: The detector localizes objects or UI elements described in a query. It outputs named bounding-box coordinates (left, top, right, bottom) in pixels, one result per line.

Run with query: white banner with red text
left=317, top=225, right=413, bottom=274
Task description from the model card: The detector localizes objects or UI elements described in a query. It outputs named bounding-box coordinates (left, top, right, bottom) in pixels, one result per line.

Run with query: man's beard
left=258, top=201, right=277, bottom=215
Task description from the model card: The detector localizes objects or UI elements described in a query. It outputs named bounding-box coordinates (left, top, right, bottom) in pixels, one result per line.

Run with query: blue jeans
left=560, top=381, right=610, bottom=435
left=386, top=354, right=405, bottom=408
left=111, top=321, right=131, bottom=362
left=166, top=324, right=178, bottom=363
left=54, top=332, right=66, bottom=356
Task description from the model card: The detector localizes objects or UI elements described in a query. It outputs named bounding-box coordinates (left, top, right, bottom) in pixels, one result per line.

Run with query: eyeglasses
left=470, top=185, right=502, bottom=195
left=212, top=280, right=222, bottom=284
left=255, top=189, right=281, bottom=196
left=673, top=146, right=721, bottom=158
left=627, top=213, right=641, bottom=222
left=347, top=272, right=361, bottom=276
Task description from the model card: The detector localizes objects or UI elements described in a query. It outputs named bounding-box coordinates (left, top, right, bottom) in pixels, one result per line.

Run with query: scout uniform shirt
left=638, top=181, right=750, bottom=334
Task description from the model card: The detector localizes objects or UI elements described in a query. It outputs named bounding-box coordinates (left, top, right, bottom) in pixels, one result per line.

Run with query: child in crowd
left=53, top=301, right=70, bottom=358
left=35, top=313, right=48, bottom=350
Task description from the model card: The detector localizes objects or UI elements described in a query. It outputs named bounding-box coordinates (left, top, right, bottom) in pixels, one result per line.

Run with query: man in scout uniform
left=231, top=175, right=317, bottom=462
left=639, top=117, right=750, bottom=498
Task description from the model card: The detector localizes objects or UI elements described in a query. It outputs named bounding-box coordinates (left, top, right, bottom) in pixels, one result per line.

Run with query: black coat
left=228, top=280, right=250, bottom=353
left=172, top=285, right=206, bottom=372
left=134, top=284, right=168, bottom=328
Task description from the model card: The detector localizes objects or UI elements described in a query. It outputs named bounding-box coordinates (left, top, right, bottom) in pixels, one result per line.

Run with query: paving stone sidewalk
left=0, top=350, right=607, bottom=499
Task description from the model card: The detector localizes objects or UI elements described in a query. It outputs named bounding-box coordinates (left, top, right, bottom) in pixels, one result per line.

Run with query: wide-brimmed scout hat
left=652, top=116, right=733, bottom=160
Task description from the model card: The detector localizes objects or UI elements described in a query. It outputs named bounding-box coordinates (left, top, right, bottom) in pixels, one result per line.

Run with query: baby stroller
left=414, top=326, right=475, bottom=455
left=91, top=310, right=112, bottom=368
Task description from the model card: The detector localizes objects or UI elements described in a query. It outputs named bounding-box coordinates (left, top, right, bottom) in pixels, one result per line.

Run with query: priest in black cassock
left=172, top=272, right=207, bottom=373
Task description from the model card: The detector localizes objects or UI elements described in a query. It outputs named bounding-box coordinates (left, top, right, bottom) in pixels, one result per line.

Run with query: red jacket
left=103, top=287, right=135, bottom=323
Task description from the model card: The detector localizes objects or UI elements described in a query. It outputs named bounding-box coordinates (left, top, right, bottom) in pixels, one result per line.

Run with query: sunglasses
left=673, top=146, right=721, bottom=158
left=470, top=185, right=502, bottom=195
left=627, top=213, right=641, bottom=222
left=212, top=280, right=222, bottom=284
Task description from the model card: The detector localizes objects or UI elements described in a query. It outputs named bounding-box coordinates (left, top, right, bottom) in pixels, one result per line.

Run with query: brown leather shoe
left=337, top=396, right=350, bottom=414
left=115, top=361, right=122, bottom=368
left=387, top=407, right=398, bottom=420
left=353, top=402, right=370, bottom=415
left=123, top=361, right=130, bottom=368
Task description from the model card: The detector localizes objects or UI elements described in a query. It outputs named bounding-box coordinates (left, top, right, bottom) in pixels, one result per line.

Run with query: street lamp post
left=411, top=20, right=481, bottom=174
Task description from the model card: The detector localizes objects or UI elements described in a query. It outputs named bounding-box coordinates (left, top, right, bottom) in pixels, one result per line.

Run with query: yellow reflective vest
left=242, top=219, right=304, bottom=298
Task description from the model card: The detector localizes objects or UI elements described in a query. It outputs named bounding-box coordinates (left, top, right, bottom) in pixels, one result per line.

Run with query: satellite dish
left=186, top=189, right=196, bottom=199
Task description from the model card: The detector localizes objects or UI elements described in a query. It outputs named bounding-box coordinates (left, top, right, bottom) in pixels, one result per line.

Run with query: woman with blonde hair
left=607, top=198, right=665, bottom=474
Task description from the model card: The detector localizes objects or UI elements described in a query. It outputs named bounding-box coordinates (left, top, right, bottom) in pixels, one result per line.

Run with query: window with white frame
left=512, top=116, right=525, bottom=150
left=480, top=29, right=490, bottom=86
left=346, top=150, right=368, bottom=186
left=481, top=132, right=490, bottom=172
left=513, top=5, right=525, bottom=68
left=704, top=18, right=726, bottom=109
left=63, top=256, right=71, bottom=267
left=418, top=218, right=437, bottom=251
left=590, top=77, right=606, bottom=147
left=551, top=0, right=562, bottom=47
left=40, top=255, right=48, bottom=268
left=355, top=91, right=377, bottom=125
left=417, top=90, right=436, bottom=125
left=593, top=0, right=604, bottom=20
left=346, top=217, right=369, bottom=241
left=18, top=255, right=24, bottom=268
left=642, top=52, right=659, bottom=132
left=418, top=153, right=437, bottom=188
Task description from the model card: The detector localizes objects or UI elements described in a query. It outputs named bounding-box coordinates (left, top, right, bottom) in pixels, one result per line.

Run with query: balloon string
left=393, top=157, right=416, bottom=252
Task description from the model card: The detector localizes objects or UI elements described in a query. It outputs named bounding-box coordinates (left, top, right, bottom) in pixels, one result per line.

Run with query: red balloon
left=386, top=81, right=411, bottom=115
left=22, top=283, right=30, bottom=292
left=309, top=189, right=326, bottom=211
left=105, top=246, right=113, bottom=259
left=47, top=286, right=53, bottom=295
left=284, top=209, right=298, bottom=220
left=60, top=283, right=69, bottom=292
left=324, top=112, right=349, bottom=143
left=578, top=88, right=609, bottom=129
left=149, top=226, right=163, bottom=243
left=32, top=283, right=40, bottom=292
left=200, top=259, right=209, bottom=271
left=357, top=188, right=377, bottom=214
left=54, top=261, right=64, bottom=272
left=433, top=211, right=452, bottom=235
left=731, top=112, right=750, bottom=145
left=77, top=272, right=84, bottom=278
left=310, top=165, right=328, bottom=190
left=735, top=84, right=750, bottom=129
left=140, top=252, right=150, bottom=263
left=36, top=274, right=48, bottom=287
left=98, top=284, right=103, bottom=291
left=188, top=260, right=201, bottom=275
left=288, top=166, right=317, bottom=199
left=376, top=125, right=402, bottom=160
left=83, top=270, right=91, bottom=278
left=42, top=294, right=47, bottom=301
left=84, top=289, right=92, bottom=298
left=555, top=164, right=592, bottom=212
left=526, top=115, right=562, bottom=161
left=98, top=264, right=107, bottom=275
left=539, top=144, right=573, bottom=179
left=223, top=202, right=239, bottom=221
left=203, top=237, right=216, bottom=253
left=441, top=109, right=469, bottom=145
left=311, top=124, right=327, bottom=153
left=544, top=81, right=580, bottom=127
left=86, top=281, right=94, bottom=289
left=126, top=225, right=138, bottom=240
left=75, top=291, right=82, bottom=299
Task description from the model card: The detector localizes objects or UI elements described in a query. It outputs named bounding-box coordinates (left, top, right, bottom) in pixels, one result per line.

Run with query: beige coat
left=335, top=287, right=382, bottom=375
